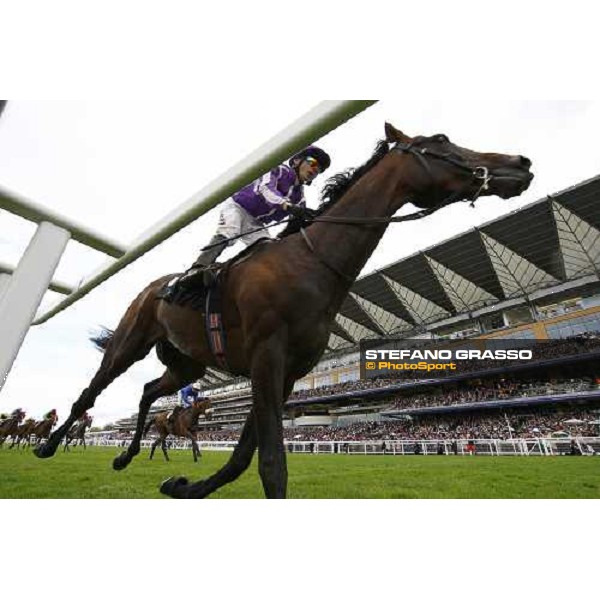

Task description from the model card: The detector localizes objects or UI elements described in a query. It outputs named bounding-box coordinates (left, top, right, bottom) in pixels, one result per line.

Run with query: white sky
left=2, top=100, right=600, bottom=425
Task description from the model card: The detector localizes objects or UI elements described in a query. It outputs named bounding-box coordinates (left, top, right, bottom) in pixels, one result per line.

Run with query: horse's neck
left=309, top=157, right=410, bottom=289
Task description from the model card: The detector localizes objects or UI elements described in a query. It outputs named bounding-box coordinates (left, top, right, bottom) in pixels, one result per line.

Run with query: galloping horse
left=35, top=123, right=533, bottom=498
left=0, top=409, right=25, bottom=447
left=31, top=414, right=58, bottom=445
left=9, top=418, right=37, bottom=449
left=143, top=398, right=211, bottom=462
left=64, top=414, right=93, bottom=451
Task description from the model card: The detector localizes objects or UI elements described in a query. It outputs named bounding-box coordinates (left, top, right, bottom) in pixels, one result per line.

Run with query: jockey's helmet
left=289, top=146, right=331, bottom=173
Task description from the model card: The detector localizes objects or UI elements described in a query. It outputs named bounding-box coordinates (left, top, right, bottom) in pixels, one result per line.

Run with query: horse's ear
left=385, top=122, right=411, bottom=144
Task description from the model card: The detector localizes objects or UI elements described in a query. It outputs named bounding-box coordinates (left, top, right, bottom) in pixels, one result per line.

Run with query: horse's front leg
left=161, top=409, right=258, bottom=499
left=149, top=438, right=160, bottom=460
left=250, top=335, right=288, bottom=499
left=187, top=433, right=200, bottom=462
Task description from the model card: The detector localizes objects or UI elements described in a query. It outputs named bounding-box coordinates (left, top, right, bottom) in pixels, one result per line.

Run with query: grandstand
left=112, top=174, right=600, bottom=451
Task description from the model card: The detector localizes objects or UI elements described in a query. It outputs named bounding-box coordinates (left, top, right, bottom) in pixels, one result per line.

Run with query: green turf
left=0, top=446, right=598, bottom=498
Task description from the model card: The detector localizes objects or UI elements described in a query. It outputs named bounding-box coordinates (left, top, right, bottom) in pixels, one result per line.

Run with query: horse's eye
left=437, top=135, right=449, bottom=143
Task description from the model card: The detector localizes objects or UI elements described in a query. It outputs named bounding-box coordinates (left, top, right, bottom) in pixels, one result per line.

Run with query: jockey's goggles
left=305, top=156, right=322, bottom=172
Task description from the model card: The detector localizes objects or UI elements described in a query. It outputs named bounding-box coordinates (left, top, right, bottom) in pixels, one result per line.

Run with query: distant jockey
left=44, top=409, right=58, bottom=423
left=168, top=384, right=203, bottom=426
left=175, top=146, right=331, bottom=289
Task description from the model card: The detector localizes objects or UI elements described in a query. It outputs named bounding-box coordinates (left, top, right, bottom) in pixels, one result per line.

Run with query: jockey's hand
left=286, top=204, right=316, bottom=221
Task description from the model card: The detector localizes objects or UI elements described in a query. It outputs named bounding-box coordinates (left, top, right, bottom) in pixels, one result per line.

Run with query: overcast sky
left=2, top=100, right=600, bottom=425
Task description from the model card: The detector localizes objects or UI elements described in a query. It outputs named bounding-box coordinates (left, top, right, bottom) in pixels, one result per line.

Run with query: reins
left=298, top=139, right=494, bottom=282
left=311, top=140, right=493, bottom=227
left=201, top=139, right=495, bottom=284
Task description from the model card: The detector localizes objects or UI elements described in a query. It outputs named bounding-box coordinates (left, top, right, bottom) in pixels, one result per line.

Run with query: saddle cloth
left=157, top=239, right=274, bottom=371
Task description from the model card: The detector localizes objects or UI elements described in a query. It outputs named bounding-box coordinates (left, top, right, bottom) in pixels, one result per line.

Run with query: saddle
left=157, top=239, right=274, bottom=370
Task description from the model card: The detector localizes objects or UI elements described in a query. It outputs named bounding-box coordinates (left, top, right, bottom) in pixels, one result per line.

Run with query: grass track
left=0, top=446, right=598, bottom=498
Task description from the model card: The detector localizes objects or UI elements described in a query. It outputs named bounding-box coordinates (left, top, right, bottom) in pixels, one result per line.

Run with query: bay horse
left=64, top=414, right=93, bottom=451
left=9, top=418, right=37, bottom=449
left=34, top=123, right=533, bottom=498
left=0, top=409, right=25, bottom=447
left=31, top=414, right=58, bottom=445
left=143, top=398, right=211, bottom=462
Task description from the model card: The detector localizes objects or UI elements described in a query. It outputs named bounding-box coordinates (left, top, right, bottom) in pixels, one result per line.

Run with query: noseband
left=393, top=140, right=493, bottom=209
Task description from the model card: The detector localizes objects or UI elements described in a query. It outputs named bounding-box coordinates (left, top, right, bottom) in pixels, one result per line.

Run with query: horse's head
left=192, top=397, right=211, bottom=413
left=384, top=123, right=533, bottom=209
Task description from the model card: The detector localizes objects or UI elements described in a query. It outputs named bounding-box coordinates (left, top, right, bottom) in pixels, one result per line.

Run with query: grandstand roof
left=197, top=174, right=600, bottom=388
left=331, top=175, right=600, bottom=349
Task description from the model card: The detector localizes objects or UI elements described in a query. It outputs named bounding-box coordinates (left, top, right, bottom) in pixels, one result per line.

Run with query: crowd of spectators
left=285, top=409, right=599, bottom=441
left=288, top=333, right=600, bottom=402
left=173, top=410, right=599, bottom=443
left=291, top=376, right=406, bottom=400
left=385, top=376, right=598, bottom=411
left=96, top=407, right=600, bottom=444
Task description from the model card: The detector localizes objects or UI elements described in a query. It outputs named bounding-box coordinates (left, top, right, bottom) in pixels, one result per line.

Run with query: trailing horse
left=31, top=415, right=58, bottom=446
left=34, top=123, right=533, bottom=498
left=143, top=398, right=211, bottom=462
left=0, top=410, right=26, bottom=448
left=9, top=418, right=36, bottom=449
left=64, top=414, right=93, bottom=451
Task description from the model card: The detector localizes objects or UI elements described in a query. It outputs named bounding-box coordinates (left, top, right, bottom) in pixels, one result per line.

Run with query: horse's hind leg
left=35, top=295, right=162, bottom=459
left=113, top=341, right=205, bottom=470
left=113, top=371, right=183, bottom=470
left=161, top=439, right=169, bottom=461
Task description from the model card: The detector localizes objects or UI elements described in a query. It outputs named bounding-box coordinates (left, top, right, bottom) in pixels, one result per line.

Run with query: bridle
left=300, top=138, right=495, bottom=281
left=311, top=138, right=494, bottom=227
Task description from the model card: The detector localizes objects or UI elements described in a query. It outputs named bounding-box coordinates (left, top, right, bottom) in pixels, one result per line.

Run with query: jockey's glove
left=286, top=204, right=316, bottom=221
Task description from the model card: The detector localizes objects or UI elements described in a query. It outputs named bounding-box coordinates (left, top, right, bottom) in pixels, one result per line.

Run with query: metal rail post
left=0, top=222, right=71, bottom=391
left=0, top=273, right=10, bottom=303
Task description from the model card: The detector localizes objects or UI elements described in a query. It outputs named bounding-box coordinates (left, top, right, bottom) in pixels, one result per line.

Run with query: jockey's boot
left=176, top=234, right=229, bottom=290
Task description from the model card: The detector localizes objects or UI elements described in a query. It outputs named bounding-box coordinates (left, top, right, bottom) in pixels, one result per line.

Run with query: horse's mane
left=279, top=139, right=390, bottom=238
left=318, top=139, right=390, bottom=213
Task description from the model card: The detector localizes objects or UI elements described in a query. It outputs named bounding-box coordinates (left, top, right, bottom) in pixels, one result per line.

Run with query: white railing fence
left=81, top=437, right=600, bottom=457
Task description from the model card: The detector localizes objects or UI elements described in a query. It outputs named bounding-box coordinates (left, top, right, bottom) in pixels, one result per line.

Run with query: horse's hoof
left=112, top=453, right=130, bottom=471
left=33, top=443, right=56, bottom=459
left=160, top=476, right=189, bottom=498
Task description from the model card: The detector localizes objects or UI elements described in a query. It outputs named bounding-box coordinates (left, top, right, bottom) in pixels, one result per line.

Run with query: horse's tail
left=89, top=326, right=115, bottom=353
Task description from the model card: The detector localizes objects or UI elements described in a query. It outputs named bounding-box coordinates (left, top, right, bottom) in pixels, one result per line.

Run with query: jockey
left=1, top=408, right=22, bottom=421
left=176, top=146, right=331, bottom=289
left=44, top=409, right=58, bottom=423
left=168, top=384, right=202, bottom=425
